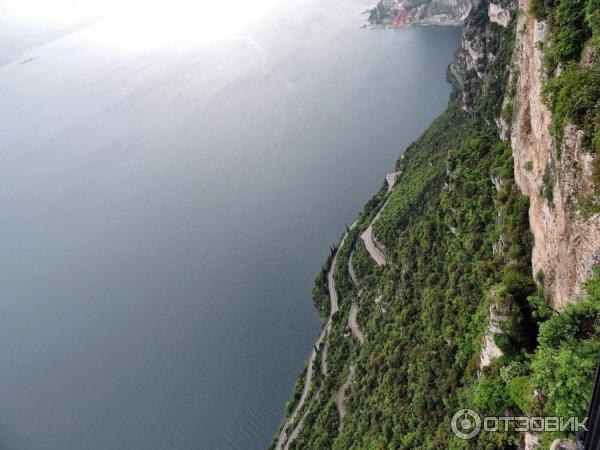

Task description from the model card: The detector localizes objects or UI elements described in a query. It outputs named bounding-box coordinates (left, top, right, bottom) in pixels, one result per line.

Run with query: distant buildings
left=369, top=0, right=415, bottom=26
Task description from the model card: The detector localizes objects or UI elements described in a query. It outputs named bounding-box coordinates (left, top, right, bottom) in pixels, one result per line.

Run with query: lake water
left=0, top=1, right=460, bottom=448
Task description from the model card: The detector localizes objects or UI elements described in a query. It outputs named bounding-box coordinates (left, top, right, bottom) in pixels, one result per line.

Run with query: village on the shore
left=365, top=0, right=467, bottom=27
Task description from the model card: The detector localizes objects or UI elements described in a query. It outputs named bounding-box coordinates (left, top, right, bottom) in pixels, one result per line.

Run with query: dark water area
left=0, top=2, right=460, bottom=448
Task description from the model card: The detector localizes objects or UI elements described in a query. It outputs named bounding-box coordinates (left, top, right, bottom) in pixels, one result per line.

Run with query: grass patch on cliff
left=530, top=0, right=599, bottom=64
left=533, top=0, right=600, bottom=162
left=543, top=64, right=600, bottom=153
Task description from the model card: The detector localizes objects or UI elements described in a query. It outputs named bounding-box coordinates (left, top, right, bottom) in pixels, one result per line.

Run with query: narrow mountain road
left=348, top=253, right=360, bottom=293
left=348, top=303, right=364, bottom=344
left=327, top=250, right=340, bottom=315
left=284, top=398, right=315, bottom=450
left=284, top=386, right=325, bottom=450
left=275, top=314, right=333, bottom=450
left=274, top=342, right=319, bottom=450
left=361, top=171, right=404, bottom=266
left=347, top=253, right=364, bottom=344
left=276, top=231, right=348, bottom=450
left=361, top=225, right=386, bottom=266
left=280, top=172, right=401, bottom=444
left=335, top=365, right=355, bottom=426
left=333, top=250, right=364, bottom=430
left=284, top=416, right=308, bottom=450
left=361, top=187, right=396, bottom=266
left=321, top=336, right=330, bottom=376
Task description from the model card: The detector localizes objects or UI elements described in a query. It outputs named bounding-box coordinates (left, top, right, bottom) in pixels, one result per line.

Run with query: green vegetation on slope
left=274, top=0, right=600, bottom=447
left=532, top=0, right=600, bottom=159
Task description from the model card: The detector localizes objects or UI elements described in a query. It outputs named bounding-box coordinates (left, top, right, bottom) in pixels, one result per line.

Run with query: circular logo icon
left=451, top=409, right=481, bottom=440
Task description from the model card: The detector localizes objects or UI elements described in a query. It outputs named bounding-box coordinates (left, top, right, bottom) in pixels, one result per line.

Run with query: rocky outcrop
left=480, top=291, right=509, bottom=369
left=480, top=332, right=504, bottom=368
left=450, top=0, right=514, bottom=110
left=510, top=0, right=600, bottom=309
left=385, top=171, right=402, bottom=191
left=521, top=432, right=540, bottom=450
left=492, top=233, right=509, bottom=256
left=417, top=0, right=473, bottom=24
left=549, top=439, right=578, bottom=450
left=489, top=2, right=511, bottom=27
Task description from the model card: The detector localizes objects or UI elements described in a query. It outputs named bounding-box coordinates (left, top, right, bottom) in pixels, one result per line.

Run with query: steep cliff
left=274, top=0, right=600, bottom=447
left=414, top=0, right=474, bottom=25
left=510, top=0, right=600, bottom=310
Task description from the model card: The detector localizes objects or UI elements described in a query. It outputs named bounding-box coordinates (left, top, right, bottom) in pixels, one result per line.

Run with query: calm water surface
left=0, top=1, right=460, bottom=448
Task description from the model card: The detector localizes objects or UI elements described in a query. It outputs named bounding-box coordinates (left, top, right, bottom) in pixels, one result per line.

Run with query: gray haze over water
left=0, top=1, right=460, bottom=448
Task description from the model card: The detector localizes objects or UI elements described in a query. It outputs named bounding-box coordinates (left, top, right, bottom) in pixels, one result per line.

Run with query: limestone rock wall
left=510, top=0, right=600, bottom=309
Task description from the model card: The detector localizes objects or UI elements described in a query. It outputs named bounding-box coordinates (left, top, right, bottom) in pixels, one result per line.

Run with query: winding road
left=276, top=170, right=401, bottom=446
left=327, top=246, right=340, bottom=315
left=284, top=393, right=318, bottom=450
left=321, top=335, right=330, bottom=376
left=348, top=303, right=364, bottom=344
left=276, top=231, right=348, bottom=450
left=347, top=254, right=365, bottom=344
left=361, top=225, right=386, bottom=266
left=334, top=365, right=355, bottom=426
left=361, top=180, right=399, bottom=267
left=275, top=331, right=325, bottom=450
left=348, top=253, right=360, bottom=293
left=333, top=249, right=366, bottom=430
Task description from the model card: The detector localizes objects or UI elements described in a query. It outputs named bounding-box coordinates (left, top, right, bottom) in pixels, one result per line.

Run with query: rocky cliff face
left=509, top=0, right=600, bottom=310
left=454, top=0, right=600, bottom=310
left=479, top=292, right=508, bottom=369
left=488, top=2, right=511, bottom=27
left=450, top=0, right=515, bottom=110
left=413, top=0, right=473, bottom=25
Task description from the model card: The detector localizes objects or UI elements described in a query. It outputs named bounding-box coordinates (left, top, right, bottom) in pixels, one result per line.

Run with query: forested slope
left=273, top=0, right=600, bottom=447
